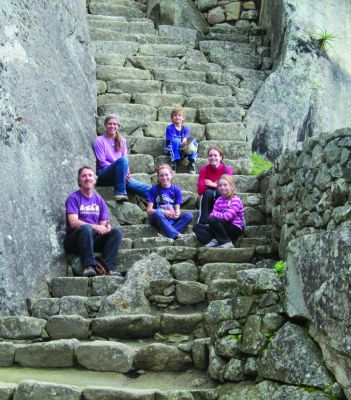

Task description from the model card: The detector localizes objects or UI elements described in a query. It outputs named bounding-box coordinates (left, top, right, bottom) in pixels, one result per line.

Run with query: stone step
left=49, top=276, right=124, bottom=298
left=89, top=2, right=145, bottom=19
left=92, top=40, right=139, bottom=57
left=97, top=102, right=158, bottom=119
left=197, top=247, right=255, bottom=265
left=184, top=96, right=237, bottom=108
left=97, top=93, right=131, bottom=106
left=7, top=339, right=193, bottom=372
left=88, top=15, right=155, bottom=34
left=158, top=107, right=197, bottom=123
left=0, top=369, right=217, bottom=393
left=128, top=55, right=184, bottom=70
left=199, top=40, right=255, bottom=55
left=204, top=122, right=247, bottom=141
left=198, top=140, right=250, bottom=159
left=128, top=153, right=155, bottom=173
left=158, top=25, right=198, bottom=44
left=139, top=44, right=189, bottom=58
left=128, top=137, right=250, bottom=161
left=199, top=262, right=256, bottom=284
left=153, top=69, right=207, bottom=83
left=89, top=0, right=146, bottom=10
left=198, top=107, right=245, bottom=123
left=116, top=247, right=198, bottom=272
left=107, top=79, right=162, bottom=95
left=208, top=47, right=262, bottom=70
left=96, top=65, right=152, bottom=81
left=133, top=93, right=186, bottom=108
left=184, top=60, right=222, bottom=74
left=163, top=80, right=232, bottom=97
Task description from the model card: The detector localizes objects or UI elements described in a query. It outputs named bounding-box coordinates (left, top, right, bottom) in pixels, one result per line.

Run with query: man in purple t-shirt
left=63, top=166, right=122, bottom=277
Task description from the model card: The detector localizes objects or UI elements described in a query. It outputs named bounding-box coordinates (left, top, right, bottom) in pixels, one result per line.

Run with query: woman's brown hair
left=207, top=146, right=224, bottom=160
left=156, top=163, right=174, bottom=177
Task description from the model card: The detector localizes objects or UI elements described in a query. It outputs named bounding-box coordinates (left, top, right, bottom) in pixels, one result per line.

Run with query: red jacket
left=197, top=163, right=233, bottom=195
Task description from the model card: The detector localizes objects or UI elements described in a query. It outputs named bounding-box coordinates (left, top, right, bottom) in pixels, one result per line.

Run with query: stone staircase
left=0, top=0, right=278, bottom=398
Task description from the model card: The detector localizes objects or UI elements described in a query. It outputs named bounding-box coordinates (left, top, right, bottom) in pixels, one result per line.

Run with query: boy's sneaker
left=171, top=161, right=178, bottom=172
left=115, top=194, right=128, bottom=202
left=83, top=266, right=97, bottom=277
left=204, top=239, right=219, bottom=248
left=217, top=241, right=235, bottom=249
left=187, top=160, right=196, bottom=174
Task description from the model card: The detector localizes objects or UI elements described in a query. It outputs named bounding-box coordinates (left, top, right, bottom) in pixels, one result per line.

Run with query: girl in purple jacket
left=193, top=174, right=245, bottom=248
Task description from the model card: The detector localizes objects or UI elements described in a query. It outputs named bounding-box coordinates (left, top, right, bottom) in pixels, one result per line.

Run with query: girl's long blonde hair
left=218, top=174, right=237, bottom=198
left=104, top=115, right=123, bottom=151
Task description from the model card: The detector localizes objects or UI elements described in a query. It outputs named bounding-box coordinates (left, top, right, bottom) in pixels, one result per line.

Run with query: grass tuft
left=251, top=153, right=273, bottom=176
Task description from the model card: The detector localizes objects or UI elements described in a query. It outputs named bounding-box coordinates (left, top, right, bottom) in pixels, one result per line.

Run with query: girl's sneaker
left=217, top=241, right=234, bottom=249
left=204, top=239, right=219, bottom=247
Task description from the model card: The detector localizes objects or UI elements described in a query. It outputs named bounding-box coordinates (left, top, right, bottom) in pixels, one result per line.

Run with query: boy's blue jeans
left=97, top=157, right=150, bottom=198
left=148, top=211, right=193, bottom=239
left=169, top=138, right=198, bottom=162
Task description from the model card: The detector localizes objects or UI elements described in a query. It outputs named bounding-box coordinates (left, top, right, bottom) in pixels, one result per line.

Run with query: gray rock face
left=0, top=316, right=46, bottom=339
left=257, top=322, right=334, bottom=389
left=247, top=0, right=351, bottom=159
left=0, top=1, right=96, bottom=315
left=285, top=229, right=351, bottom=399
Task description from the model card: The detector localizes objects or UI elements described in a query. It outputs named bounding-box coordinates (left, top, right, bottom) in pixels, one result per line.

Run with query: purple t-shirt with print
left=147, top=184, right=183, bottom=210
left=165, top=124, right=190, bottom=141
left=65, top=190, right=109, bottom=233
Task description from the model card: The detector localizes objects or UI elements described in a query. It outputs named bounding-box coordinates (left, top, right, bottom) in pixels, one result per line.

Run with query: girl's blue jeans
left=97, top=157, right=150, bottom=198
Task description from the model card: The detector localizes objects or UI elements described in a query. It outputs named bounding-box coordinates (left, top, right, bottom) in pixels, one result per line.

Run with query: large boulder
left=285, top=229, right=351, bottom=399
left=257, top=322, right=334, bottom=389
left=147, top=0, right=209, bottom=33
left=246, top=0, right=351, bottom=159
left=98, top=253, right=173, bottom=315
left=0, top=1, right=96, bottom=315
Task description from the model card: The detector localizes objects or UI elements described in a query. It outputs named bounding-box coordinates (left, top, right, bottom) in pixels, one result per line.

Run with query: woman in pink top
left=193, top=174, right=244, bottom=248
left=197, top=147, right=233, bottom=224
left=93, top=115, right=150, bottom=202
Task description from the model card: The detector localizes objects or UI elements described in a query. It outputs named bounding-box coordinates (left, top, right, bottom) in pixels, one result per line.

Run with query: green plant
left=272, top=260, right=286, bottom=276
left=228, top=334, right=243, bottom=342
left=265, top=332, right=275, bottom=342
left=313, top=29, right=336, bottom=52
left=251, top=153, right=273, bottom=176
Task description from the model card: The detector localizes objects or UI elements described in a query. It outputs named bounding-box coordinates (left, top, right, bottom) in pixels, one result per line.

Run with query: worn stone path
left=0, top=1, right=284, bottom=399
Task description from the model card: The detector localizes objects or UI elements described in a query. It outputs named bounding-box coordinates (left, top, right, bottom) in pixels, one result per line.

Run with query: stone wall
left=0, top=0, right=96, bottom=315
left=192, top=0, right=260, bottom=27
left=263, top=128, right=351, bottom=258
left=245, top=0, right=351, bottom=159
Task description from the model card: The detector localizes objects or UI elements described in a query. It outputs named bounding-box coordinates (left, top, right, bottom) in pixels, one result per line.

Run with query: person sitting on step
left=93, top=115, right=151, bottom=202
left=193, top=174, right=244, bottom=249
left=197, top=146, right=234, bottom=224
left=164, top=106, right=198, bottom=174
left=147, top=163, right=193, bottom=239
left=63, top=166, right=123, bottom=277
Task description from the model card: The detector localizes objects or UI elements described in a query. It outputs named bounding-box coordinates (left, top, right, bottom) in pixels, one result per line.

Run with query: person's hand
left=93, top=224, right=109, bottom=235
left=163, top=209, right=174, bottom=218
left=173, top=210, right=180, bottom=219
left=125, top=171, right=131, bottom=182
left=205, top=179, right=217, bottom=188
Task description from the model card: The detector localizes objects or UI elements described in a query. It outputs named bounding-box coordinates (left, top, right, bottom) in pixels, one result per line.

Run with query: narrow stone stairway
left=0, top=1, right=281, bottom=398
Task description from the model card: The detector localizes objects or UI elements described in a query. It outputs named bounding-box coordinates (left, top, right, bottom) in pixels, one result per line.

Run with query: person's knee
left=109, top=227, right=123, bottom=241
left=183, top=212, right=193, bottom=223
left=115, top=157, right=128, bottom=167
left=208, top=216, right=220, bottom=226
left=202, top=189, right=214, bottom=200
left=77, top=224, right=94, bottom=234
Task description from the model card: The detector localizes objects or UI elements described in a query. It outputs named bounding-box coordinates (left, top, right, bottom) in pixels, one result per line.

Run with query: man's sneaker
left=204, top=239, right=219, bottom=248
left=217, top=241, right=235, bottom=249
left=171, top=161, right=178, bottom=172
left=115, top=194, right=128, bottom=202
left=187, top=160, right=196, bottom=174
left=83, top=266, right=96, bottom=277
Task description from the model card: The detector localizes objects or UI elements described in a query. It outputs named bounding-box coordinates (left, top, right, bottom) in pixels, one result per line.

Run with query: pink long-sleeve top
left=197, top=163, right=233, bottom=195
left=93, top=135, right=127, bottom=173
left=210, top=195, right=244, bottom=230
